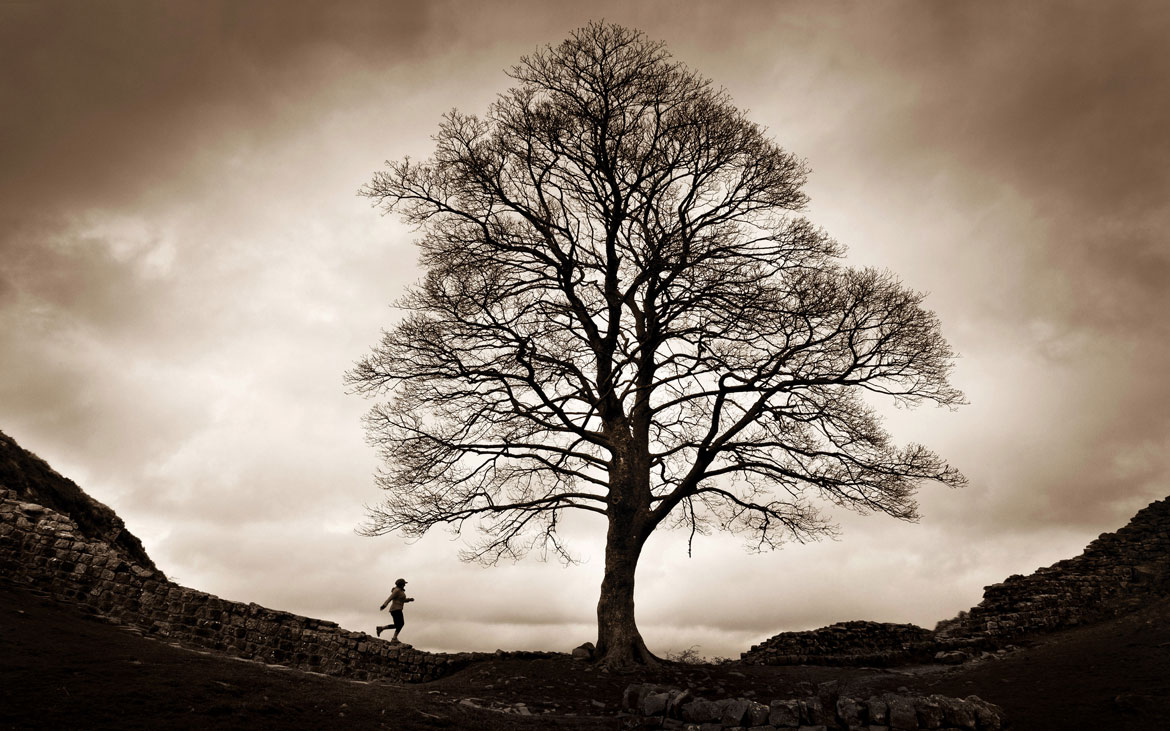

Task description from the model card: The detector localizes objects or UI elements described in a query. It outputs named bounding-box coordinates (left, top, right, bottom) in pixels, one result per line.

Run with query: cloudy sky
left=3, top=0, right=1168, bottom=658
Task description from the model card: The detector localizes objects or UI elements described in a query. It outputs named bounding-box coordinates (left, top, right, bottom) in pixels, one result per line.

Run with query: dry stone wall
left=621, top=681, right=1006, bottom=730
left=0, top=488, right=485, bottom=683
left=741, top=621, right=936, bottom=667
left=742, top=495, right=1170, bottom=666
left=0, top=430, right=154, bottom=569
left=946, top=496, right=1170, bottom=642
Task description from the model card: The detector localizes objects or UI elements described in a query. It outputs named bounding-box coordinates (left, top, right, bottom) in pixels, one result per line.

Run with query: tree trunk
left=593, top=514, right=657, bottom=668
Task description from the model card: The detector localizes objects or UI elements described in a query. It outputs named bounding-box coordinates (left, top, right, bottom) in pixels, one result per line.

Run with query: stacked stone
left=741, top=495, right=1170, bottom=664
left=954, top=496, right=1170, bottom=642
left=0, top=489, right=472, bottom=683
left=0, top=430, right=155, bottom=569
left=740, top=621, right=936, bottom=667
left=622, top=682, right=1006, bottom=730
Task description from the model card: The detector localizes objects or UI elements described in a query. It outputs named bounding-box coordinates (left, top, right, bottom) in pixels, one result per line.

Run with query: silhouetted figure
left=376, top=578, right=413, bottom=644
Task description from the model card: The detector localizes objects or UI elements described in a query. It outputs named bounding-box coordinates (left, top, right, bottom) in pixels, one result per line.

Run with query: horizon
left=3, top=0, right=1169, bottom=658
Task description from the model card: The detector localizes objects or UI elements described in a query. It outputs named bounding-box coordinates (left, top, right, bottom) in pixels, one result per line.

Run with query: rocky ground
left=3, top=585, right=1169, bottom=730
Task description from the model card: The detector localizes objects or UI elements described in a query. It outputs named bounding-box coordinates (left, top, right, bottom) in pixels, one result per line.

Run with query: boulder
left=571, top=641, right=594, bottom=661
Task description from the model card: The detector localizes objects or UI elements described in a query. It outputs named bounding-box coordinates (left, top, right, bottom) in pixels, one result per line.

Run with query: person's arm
left=380, top=595, right=393, bottom=610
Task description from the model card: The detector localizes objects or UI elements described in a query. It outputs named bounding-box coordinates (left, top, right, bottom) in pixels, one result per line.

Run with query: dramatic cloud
left=3, top=0, right=1167, bottom=657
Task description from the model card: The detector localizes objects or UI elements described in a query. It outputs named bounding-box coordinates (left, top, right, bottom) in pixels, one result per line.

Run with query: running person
left=376, top=578, right=413, bottom=643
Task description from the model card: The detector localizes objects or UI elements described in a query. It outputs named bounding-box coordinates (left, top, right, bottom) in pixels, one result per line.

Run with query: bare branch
left=351, top=21, right=964, bottom=567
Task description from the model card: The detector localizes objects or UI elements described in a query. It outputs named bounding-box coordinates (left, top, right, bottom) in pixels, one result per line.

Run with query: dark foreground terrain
left=2, top=585, right=1169, bottom=730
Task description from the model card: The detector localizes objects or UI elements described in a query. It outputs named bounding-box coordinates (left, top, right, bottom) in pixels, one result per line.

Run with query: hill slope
left=0, top=431, right=155, bottom=570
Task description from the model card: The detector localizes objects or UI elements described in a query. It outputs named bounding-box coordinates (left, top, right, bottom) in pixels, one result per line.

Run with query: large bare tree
left=349, top=23, right=965, bottom=667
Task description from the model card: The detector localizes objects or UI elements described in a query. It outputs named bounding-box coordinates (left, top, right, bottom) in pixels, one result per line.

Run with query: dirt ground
left=3, top=585, right=1169, bottom=729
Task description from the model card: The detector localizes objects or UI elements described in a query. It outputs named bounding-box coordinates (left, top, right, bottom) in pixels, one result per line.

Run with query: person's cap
left=395, top=578, right=407, bottom=586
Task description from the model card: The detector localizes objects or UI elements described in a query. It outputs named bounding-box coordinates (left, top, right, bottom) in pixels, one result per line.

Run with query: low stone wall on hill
left=743, top=496, right=1170, bottom=667
left=0, top=430, right=155, bottom=569
left=946, top=496, right=1170, bottom=642
left=0, top=488, right=491, bottom=683
left=740, top=620, right=936, bottom=667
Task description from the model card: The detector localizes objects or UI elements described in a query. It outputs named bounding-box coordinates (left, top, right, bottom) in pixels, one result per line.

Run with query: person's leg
left=391, top=610, right=404, bottom=640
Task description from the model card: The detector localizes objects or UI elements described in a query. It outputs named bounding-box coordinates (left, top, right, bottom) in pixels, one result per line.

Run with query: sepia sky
left=3, top=0, right=1169, bottom=657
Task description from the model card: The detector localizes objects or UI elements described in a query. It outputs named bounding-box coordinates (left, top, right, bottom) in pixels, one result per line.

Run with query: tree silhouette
left=349, top=22, right=965, bottom=667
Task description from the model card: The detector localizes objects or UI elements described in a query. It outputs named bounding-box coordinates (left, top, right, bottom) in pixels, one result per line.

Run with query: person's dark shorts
left=390, top=609, right=404, bottom=630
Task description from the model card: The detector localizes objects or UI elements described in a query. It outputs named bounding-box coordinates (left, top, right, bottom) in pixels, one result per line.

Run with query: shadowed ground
left=3, top=584, right=1169, bottom=729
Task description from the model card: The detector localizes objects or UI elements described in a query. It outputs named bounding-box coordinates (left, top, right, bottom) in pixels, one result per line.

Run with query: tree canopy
left=349, top=22, right=964, bottom=666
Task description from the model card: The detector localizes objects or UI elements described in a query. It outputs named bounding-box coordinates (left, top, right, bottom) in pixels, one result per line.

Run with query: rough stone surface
left=770, top=699, right=802, bottom=727
left=741, top=621, right=935, bottom=667
left=571, top=641, right=594, bottom=661
left=626, top=684, right=1006, bottom=730
left=746, top=700, right=770, bottom=726
left=886, top=695, right=917, bottom=730
left=643, top=691, right=671, bottom=716
left=721, top=697, right=752, bottom=726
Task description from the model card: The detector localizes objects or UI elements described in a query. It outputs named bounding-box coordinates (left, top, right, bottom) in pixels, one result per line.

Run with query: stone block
left=769, top=700, right=801, bottom=727
left=837, top=697, right=864, bottom=727
left=721, top=697, right=752, bottom=726
left=799, top=698, right=827, bottom=726
left=746, top=701, right=770, bottom=726
left=964, top=696, right=1003, bottom=731
left=933, top=696, right=975, bottom=730
left=622, top=683, right=650, bottom=711
left=885, top=696, right=917, bottom=730
left=865, top=697, right=888, bottom=724
left=913, top=697, right=942, bottom=729
left=682, top=700, right=723, bottom=724
left=666, top=689, right=693, bottom=718
left=642, top=692, right=671, bottom=716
